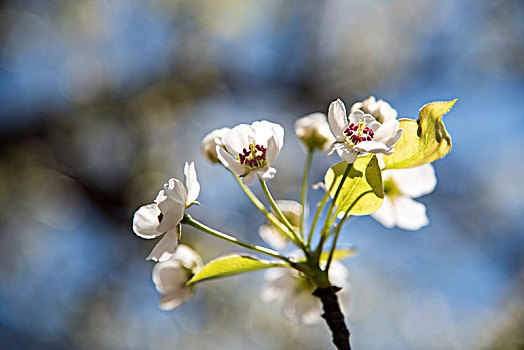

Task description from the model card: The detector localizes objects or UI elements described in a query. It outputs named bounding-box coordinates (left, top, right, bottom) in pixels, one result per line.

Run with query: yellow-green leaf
left=187, top=254, right=285, bottom=285
left=383, top=99, right=456, bottom=169
left=324, top=155, right=384, bottom=217
left=294, top=247, right=358, bottom=264
left=318, top=247, right=358, bottom=262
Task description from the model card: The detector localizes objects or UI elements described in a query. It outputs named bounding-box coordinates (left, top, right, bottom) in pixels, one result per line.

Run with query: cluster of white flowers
left=131, top=95, right=441, bottom=316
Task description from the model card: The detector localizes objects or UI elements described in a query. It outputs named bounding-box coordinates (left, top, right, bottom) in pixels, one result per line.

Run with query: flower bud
left=294, top=113, right=334, bottom=151
left=350, top=96, right=397, bottom=124
left=200, top=127, right=230, bottom=163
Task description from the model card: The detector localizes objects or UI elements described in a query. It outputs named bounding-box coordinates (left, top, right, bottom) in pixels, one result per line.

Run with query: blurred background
left=0, top=0, right=523, bottom=349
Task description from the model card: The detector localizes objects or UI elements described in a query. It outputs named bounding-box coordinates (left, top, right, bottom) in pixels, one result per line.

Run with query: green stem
left=324, top=212, right=350, bottom=272
left=315, top=163, right=352, bottom=261
left=232, top=172, right=294, bottom=243
left=258, top=176, right=306, bottom=251
left=307, top=189, right=330, bottom=248
left=182, top=214, right=292, bottom=264
left=299, top=150, right=313, bottom=238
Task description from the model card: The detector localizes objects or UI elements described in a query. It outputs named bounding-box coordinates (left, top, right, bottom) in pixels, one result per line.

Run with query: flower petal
left=336, top=144, right=359, bottom=163
left=147, top=228, right=180, bottom=262
left=222, top=124, right=255, bottom=155
left=156, top=197, right=185, bottom=232
left=160, top=178, right=187, bottom=212
left=373, top=119, right=400, bottom=143
left=353, top=141, right=389, bottom=153
left=133, top=204, right=162, bottom=238
left=385, top=128, right=403, bottom=148
left=370, top=197, right=395, bottom=228
left=184, top=162, right=200, bottom=205
left=217, top=146, right=245, bottom=176
left=387, top=164, right=437, bottom=198
left=252, top=121, right=284, bottom=151
left=328, top=99, right=347, bottom=138
left=172, top=244, right=204, bottom=271
left=259, top=224, right=289, bottom=250
left=152, top=259, right=188, bottom=294
left=242, top=171, right=256, bottom=185
left=158, top=288, right=193, bottom=310
left=392, top=195, right=429, bottom=230
left=260, top=167, right=277, bottom=181
left=265, top=134, right=280, bottom=165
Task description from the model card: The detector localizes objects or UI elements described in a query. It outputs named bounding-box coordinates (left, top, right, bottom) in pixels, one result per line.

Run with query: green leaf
left=187, top=254, right=285, bottom=285
left=318, top=247, right=358, bottom=262
left=383, top=99, right=456, bottom=169
left=324, top=155, right=384, bottom=217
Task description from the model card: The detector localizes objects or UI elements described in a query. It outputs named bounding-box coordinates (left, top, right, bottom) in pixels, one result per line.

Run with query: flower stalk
left=181, top=214, right=292, bottom=264
left=299, top=150, right=313, bottom=238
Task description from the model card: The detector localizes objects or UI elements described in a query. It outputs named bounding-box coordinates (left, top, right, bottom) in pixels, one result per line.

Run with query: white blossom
left=261, top=261, right=350, bottom=324
left=294, top=113, right=335, bottom=151
left=327, top=99, right=403, bottom=164
left=132, top=162, right=200, bottom=261
left=258, top=200, right=302, bottom=250
left=372, top=163, right=437, bottom=230
left=350, top=96, right=398, bottom=124
left=152, top=245, right=203, bottom=310
left=201, top=127, right=230, bottom=163
left=216, top=120, right=284, bottom=185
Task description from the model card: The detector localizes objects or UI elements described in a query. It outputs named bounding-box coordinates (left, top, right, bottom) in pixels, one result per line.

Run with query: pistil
left=238, top=142, right=267, bottom=168
left=344, top=121, right=374, bottom=144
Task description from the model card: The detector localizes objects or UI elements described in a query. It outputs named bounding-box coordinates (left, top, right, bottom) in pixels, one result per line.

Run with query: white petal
left=252, top=121, right=284, bottom=151
left=275, top=200, right=302, bottom=227
left=152, top=259, right=188, bottom=294
left=159, top=287, right=193, bottom=311
left=388, top=164, right=437, bottom=198
left=184, top=162, right=200, bottom=205
left=156, top=198, right=184, bottom=232
left=260, top=167, right=276, bottom=181
left=217, top=146, right=245, bottom=176
left=162, top=179, right=187, bottom=210
left=222, top=124, right=255, bottom=155
left=172, top=244, right=204, bottom=271
left=336, top=144, right=359, bottom=163
left=348, top=109, right=364, bottom=124
left=371, top=197, right=395, bottom=228
left=393, top=195, right=429, bottom=230
left=265, top=134, right=280, bottom=165
left=242, top=171, right=256, bottom=185
left=132, top=204, right=162, bottom=238
left=385, top=128, right=403, bottom=148
left=259, top=224, right=289, bottom=250
left=158, top=288, right=193, bottom=310
left=328, top=261, right=349, bottom=287
left=353, top=141, right=389, bottom=153
left=200, top=127, right=230, bottom=163
left=327, top=99, right=347, bottom=138
left=147, top=228, right=179, bottom=262
left=373, top=119, right=400, bottom=143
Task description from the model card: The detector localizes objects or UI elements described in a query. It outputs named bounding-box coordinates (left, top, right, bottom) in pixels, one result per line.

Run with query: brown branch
left=313, top=286, right=351, bottom=350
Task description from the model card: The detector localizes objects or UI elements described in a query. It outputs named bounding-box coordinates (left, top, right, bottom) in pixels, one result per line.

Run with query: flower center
left=238, top=142, right=267, bottom=168
left=344, top=121, right=374, bottom=145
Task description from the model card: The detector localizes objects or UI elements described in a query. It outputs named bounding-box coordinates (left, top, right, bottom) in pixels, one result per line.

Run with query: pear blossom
left=201, top=127, right=230, bottom=163
left=350, top=95, right=398, bottom=124
left=132, top=162, right=200, bottom=261
left=371, top=163, right=437, bottom=230
left=327, top=99, right=403, bottom=164
left=152, top=244, right=203, bottom=310
left=258, top=200, right=302, bottom=250
left=261, top=260, right=350, bottom=324
left=216, top=120, right=284, bottom=185
left=294, top=113, right=335, bottom=151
